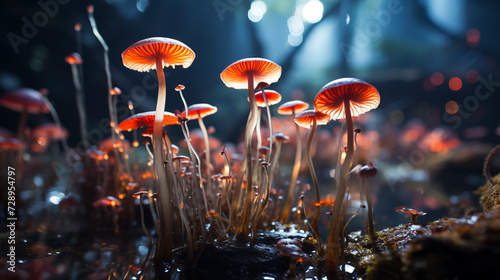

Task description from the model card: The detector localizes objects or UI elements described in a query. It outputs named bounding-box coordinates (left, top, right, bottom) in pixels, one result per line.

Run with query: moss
left=478, top=173, right=500, bottom=211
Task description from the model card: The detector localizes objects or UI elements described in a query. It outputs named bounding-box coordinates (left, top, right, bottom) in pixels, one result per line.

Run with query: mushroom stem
left=363, top=177, right=376, bottom=246
left=138, top=194, right=153, bottom=248
left=236, top=73, right=257, bottom=240
left=197, top=113, right=212, bottom=193
left=281, top=110, right=301, bottom=221
left=326, top=99, right=355, bottom=280
left=69, top=64, right=88, bottom=151
left=268, top=139, right=282, bottom=193
left=41, top=96, right=69, bottom=155
left=152, top=56, right=173, bottom=262
left=262, top=90, right=273, bottom=162
left=307, top=118, right=321, bottom=241
left=15, top=106, right=28, bottom=182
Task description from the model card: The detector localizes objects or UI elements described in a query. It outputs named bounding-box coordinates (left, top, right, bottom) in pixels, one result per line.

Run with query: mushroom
left=65, top=52, right=88, bottom=150
left=93, top=196, right=121, bottom=234
left=118, top=111, right=179, bottom=165
left=0, top=137, right=25, bottom=150
left=118, top=111, right=179, bottom=132
left=314, top=78, right=379, bottom=279
left=276, top=100, right=309, bottom=222
left=31, top=123, right=69, bottom=155
left=220, top=58, right=281, bottom=240
left=122, top=38, right=194, bottom=260
left=276, top=238, right=309, bottom=276
left=0, top=88, right=49, bottom=141
left=180, top=103, right=218, bottom=182
left=0, top=88, right=49, bottom=178
left=132, top=191, right=153, bottom=248
left=294, top=109, right=330, bottom=241
left=394, top=206, right=427, bottom=225
left=359, top=162, right=378, bottom=246
left=253, top=88, right=282, bottom=162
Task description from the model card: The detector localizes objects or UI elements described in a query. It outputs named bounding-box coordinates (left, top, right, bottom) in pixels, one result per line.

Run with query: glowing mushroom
left=294, top=109, right=330, bottom=239
left=276, top=100, right=309, bottom=222
left=118, top=111, right=179, bottom=132
left=122, top=37, right=194, bottom=261
left=314, top=78, right=379, bottom=279
left=181, top=103, right=218, bottom=180
left=220, top=57, right=281, bottom=240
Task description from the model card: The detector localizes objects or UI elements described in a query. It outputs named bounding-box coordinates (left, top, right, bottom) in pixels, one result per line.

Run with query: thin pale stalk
left=42, top=97, right=69, bottom=154
left=364, top=178, right=376, bottom=246
left=262, top=91, right=273, bottom=162
left=198, top=115, right=212, bottom=195
left=151, top=56, right=173, bottom=262
left=326, top=100, right=354, bottom=280
left=236, top=73, right=257, bottom=240
left=281, top=111, right=301, bottom=221
left=268, top=141, right=281, bottom=189
left=70, top=64, right=88, bottom=150
left=15, top=107, right=27, bottom=183
left=307, top=119, right=321, bottom=241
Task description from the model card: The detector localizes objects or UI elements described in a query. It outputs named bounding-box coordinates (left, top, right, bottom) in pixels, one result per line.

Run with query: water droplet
left=346, top=13, right=350, bottom=25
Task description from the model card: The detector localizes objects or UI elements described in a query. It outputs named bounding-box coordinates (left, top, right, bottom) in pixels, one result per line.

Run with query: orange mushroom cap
left=294, top=110, right=330, bottom=129
left=93, top=196, right=121, bottom=207
left=175, top=84, right=185, bottom=91
left=220, top=58, right=282, bottom=89
left=314, top=78, right=380, bottom=120
left=277, top=100, right=309, bottom=115
left=98, top=138, right=131, bottom=152
left=132, top=191, right=149, bottom=199
left=180, top=103, right=218, bottom=120
left=0, top=137, right=25, bottom=150
left=118, top=111, right=179, bottom=132
left=122, top=37, right=195, bottom=72
left=252, top=90, right=282, bottom=107
left=141, top=128, right=166, bottom=138
left=0, top=88, right=49, bottom=114
left=32, top=123, right=69, bottom=141
left=109, top=87, right=122, bottom=95
left=65, top=52, right=83, bottom=65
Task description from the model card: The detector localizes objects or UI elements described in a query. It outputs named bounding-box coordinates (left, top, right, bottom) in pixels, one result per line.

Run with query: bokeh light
left=302, top=0, right=324, bottom=23
left=466, top=28, right=480, bottom=47
left=448, top=77, right=462, bottom=91
left=466, top=69, right=479, bottom=83
left=288, top=34, right=303, bottom=47
left=430, top=72, right=444, bottom=86
left=248, top=0, right=267, bottom=22
left=445, top=101, right=459, bottom=114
